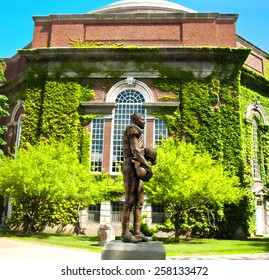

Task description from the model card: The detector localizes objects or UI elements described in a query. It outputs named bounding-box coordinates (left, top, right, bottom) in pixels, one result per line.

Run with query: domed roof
left=89, top=0, right=196, bottom=14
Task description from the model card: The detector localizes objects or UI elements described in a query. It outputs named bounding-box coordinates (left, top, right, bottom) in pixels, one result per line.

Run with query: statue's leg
left=133, top=181, right=152, bottom=242
left=121, top=160, right=139, bottom=243
left=133, top=180, right=144, bottom=236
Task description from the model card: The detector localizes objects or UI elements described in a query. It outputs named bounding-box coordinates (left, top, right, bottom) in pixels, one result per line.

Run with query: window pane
left=90, top=118, right=104, bottom=172
left=111, top=201, right=124, bottom=223
left=15, top=115, right=23, bottom=151
left=88, top=204, right=100, bottom=223
left=154, top=118, right=167, bottom=146
left=152, top=204, right=165, bottom=224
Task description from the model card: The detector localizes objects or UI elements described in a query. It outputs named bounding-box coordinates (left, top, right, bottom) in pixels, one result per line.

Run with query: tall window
left=15, top=114, right=23, bottom=152
left=90, top=118, right=104, bottom=172
left=154, top=118, right=167, bottom=146
left=151, top=204, right=165, bottom=224
left=88, top=204, right=100, bottom=223
left=111, top=201, right=125, bottom=223
left=111, top=89, right=146, bottom=173
left=252, top=118, right=261, bottom=180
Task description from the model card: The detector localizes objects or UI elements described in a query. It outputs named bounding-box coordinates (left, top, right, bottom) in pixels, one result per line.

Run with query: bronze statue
left=121, top=113, right=157, bottom=243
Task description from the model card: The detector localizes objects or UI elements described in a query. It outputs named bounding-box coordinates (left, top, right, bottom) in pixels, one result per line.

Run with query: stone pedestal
left=101, top=240, right=166, bottom=260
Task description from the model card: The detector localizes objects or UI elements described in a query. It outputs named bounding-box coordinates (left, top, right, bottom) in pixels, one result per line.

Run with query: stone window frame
left=105, top=78, right=154, bottom=103
left=8, top=100, right=24, bottom=153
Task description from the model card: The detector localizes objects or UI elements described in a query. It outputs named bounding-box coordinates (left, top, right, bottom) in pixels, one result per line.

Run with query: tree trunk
left=76, top=203, right=81, bottom=235
left=174, top=211, right=181, bottom=238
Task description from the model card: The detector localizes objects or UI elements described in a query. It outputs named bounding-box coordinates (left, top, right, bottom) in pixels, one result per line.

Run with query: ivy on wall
left=154, top=77, right=244, bottom=176
left=153, top=76, right=258, bottom=236
left=21, top=67, right=95, bottom=160
left=20, top=70, right=46, bottom=146
left=42, top=81, right=83, bottom=149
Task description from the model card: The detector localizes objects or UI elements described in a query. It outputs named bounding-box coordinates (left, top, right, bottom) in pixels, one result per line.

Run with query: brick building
left=0, top=0, right=268, bottom=236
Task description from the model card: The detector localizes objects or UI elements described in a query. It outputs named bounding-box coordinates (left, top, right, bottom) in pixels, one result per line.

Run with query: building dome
left=89, top=0, right=196, bottom=14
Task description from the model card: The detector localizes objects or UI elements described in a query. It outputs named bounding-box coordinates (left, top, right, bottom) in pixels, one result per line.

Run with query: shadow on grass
left=240, top=238, right=269, bottom=253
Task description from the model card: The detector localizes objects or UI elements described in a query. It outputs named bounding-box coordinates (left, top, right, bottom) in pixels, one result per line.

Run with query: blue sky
left=1, top=0, right=268, bottom=58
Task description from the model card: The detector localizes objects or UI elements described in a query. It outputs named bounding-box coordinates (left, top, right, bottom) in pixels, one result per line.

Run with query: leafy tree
left=0, top=141, right=123, bottom=233
left=0, top=58, right=9, bottom=155
left=144, top=138, right=244, bottom=238
left=0, top=58, right=5, bottom=82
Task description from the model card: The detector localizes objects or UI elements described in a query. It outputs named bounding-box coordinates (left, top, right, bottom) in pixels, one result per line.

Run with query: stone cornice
left=32, top=12, right=238, bottom=23
left=80, top=102, right=117, bottom=115
left=143, top=102, right=179, bottom=114
left=80, top=101, right=179, bottom=115
left=18, top=47, right=249, bottom=63
left=18, top=47, right=251, bottom=81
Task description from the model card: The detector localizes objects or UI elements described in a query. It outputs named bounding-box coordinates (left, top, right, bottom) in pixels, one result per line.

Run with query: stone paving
left=0, top=237, right=268, bottom=260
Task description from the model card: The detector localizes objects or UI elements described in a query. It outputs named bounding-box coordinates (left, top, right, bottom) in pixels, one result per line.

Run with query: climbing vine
left=152, top=75, right=259, bottom=236
left=21, top=67, right=95, bottom=159
left=154, top=77, right=244, bottom=176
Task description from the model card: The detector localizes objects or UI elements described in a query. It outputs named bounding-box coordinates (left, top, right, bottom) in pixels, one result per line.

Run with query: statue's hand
left=143, top=165, right=153, bottom=182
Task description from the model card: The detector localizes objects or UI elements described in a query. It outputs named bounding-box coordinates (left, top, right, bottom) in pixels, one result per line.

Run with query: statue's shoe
left=135, top=234, right=152, bottom=242
left=121, top=233, right=139, bottom=243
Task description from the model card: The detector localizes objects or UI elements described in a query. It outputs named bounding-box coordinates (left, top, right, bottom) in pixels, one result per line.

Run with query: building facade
left=0, top=0, right=268, bottom=236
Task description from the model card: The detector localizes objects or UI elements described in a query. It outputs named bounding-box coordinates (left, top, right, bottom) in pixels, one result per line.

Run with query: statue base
left=101, top=240, right=166, bottom=260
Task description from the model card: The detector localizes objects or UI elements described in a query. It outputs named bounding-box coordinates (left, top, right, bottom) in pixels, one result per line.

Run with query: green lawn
left=162, top=238, right=269, bottom=256
left=1, top=230, right=269, bottom=256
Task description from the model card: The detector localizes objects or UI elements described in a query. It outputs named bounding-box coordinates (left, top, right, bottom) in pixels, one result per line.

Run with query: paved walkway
left=0, top=237, right=101, bottom=260
left=169, top=253, right=269, bottom=260
left=0, top=237, right=269, bottom=260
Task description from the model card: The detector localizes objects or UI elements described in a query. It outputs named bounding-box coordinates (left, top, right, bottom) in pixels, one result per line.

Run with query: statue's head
left=131, top=113, right=145, bottom=129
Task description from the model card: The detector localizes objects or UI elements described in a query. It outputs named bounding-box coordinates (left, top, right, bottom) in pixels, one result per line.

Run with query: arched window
left=252, top=117, right=261, bottom=180
left=15, top=114, right=23, bottom=152
left=246, top=101, right=268, bottom=181
left=9, top=100, right=24, bottom=154
left=111, top=89, right=146, bottom=173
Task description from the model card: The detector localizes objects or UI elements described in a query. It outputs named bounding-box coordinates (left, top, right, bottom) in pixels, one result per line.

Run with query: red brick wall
left=85, top=24, right=181, bottom=45
left=216, top=22, right=237, bottom=47
left=237, top=41, right=265, bottom=75
left=4, top=57, right=28, bottom=81
left=31, top=18, right=236, bottom=49
left=50, top=22, right=84, bottom=47
left=103, top=119, right=112, bottom=172
left=182, top=21, right=236, bottom=47
left=32, top=22, right=51, bottom=49
left=146, top=119, right=154, bottom=148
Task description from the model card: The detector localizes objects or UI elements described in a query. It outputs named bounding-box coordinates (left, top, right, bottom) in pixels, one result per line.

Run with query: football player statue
left=121, top=113, right=157, bottom=243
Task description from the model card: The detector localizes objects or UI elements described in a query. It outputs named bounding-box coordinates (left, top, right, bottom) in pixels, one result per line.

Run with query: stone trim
left=32, top=13, right=238, bottom=22
left=105, top=78, right=154, bottom=102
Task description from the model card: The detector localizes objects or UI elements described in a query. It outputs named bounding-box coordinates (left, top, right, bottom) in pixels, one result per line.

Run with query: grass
left=0, top=230, right=102, bottom=253
left=161, top=238, right=269, bottom=256
left=1, top=230, right=269, bottom=256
